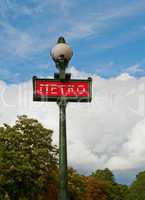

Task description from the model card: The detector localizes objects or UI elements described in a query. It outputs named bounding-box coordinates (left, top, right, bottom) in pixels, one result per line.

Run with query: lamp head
left=50, top=36, right=73, bottom=68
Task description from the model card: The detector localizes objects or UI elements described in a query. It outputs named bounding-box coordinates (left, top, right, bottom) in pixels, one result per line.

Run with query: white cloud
left=0, top=69, right=145, bottom=173
left=116, top=73, right=133, bottom=81
left=65, top=22, right=95, bottom=39
left=106, top=119, right=145, bottom=170
left=126, top=65, right=144, bottom=74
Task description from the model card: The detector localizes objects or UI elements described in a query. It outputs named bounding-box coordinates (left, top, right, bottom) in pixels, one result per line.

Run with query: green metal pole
left=58, top=100, right=68, bottom=200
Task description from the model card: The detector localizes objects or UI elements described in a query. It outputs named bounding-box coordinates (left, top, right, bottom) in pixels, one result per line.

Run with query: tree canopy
left=92, top=168, right=115, bottom=183
left=0, top=115, right=58, bottom=199
left=127, top=171, right=145, bottom=200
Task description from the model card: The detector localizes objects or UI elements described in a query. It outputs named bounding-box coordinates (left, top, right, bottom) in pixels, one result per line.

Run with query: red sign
left=33, top=77, right=92, bottom=102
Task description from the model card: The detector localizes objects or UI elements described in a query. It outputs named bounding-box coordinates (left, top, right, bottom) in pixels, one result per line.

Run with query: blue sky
left=1, top=0, right=145, bottom=83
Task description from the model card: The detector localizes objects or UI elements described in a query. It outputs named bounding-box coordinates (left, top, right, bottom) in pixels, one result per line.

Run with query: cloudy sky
left=1, top=0, right=145, bottom=184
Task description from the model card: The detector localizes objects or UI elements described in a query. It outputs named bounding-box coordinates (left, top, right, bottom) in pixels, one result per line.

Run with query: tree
left=67, top=168, right=129, bottom=200
left=92, top=168, right=115, bottom=183
left=127, top=171, right=145, bottom=200
left=105, top=182, right=129, bottom=200
left=0, top=115, right=58, bottom=200
left=67, top=168, right=85, bottom=200
left=91, top=168, right=129, bottom=200
left=84, top=176, right=108, bottom=200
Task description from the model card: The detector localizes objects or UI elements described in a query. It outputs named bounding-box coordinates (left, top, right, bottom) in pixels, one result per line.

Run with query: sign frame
left=33, top=76, right=92, bottom=102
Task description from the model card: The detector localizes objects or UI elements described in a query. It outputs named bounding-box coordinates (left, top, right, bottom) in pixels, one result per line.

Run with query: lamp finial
left=57, top=36, right=66, bottom=44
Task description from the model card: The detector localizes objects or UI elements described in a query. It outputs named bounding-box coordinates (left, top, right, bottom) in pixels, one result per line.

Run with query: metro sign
left=33, top=76, right=92, bottom=102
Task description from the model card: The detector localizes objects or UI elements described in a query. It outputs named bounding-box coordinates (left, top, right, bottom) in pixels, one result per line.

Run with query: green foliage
left=92, top=168, right=115, bottom=183
left=127, top=171, right=145, bottom=200
left=0, top=115, right=58, bottom=200
left=91, top=168, right=129, bottom=200
left=84, top=176, right=109, bottom=200
left=68, top=168, right=85, bottom=200
left=105, top=183, right=129, bottom=200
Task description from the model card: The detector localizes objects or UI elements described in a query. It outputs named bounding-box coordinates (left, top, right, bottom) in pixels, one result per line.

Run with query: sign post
left=33, top=37, right=92, bottom=200
left=58, top=100, right=67, bottom=200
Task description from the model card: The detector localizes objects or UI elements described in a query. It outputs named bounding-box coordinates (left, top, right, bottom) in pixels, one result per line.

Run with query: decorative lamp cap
left=57, top=36, right=66, bottom=44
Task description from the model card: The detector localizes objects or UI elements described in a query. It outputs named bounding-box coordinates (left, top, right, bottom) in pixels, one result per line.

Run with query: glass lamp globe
left=51, top=43, right=73, bottom=62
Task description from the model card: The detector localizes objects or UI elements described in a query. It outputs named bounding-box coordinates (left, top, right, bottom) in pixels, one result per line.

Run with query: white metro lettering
left=76, top=85, right=87, bottom=95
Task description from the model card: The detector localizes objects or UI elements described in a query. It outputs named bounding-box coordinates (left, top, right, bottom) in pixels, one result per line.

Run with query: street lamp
left=33, top=36, right=92, bottom=199
left=51, top=37, right=73, bottom=200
